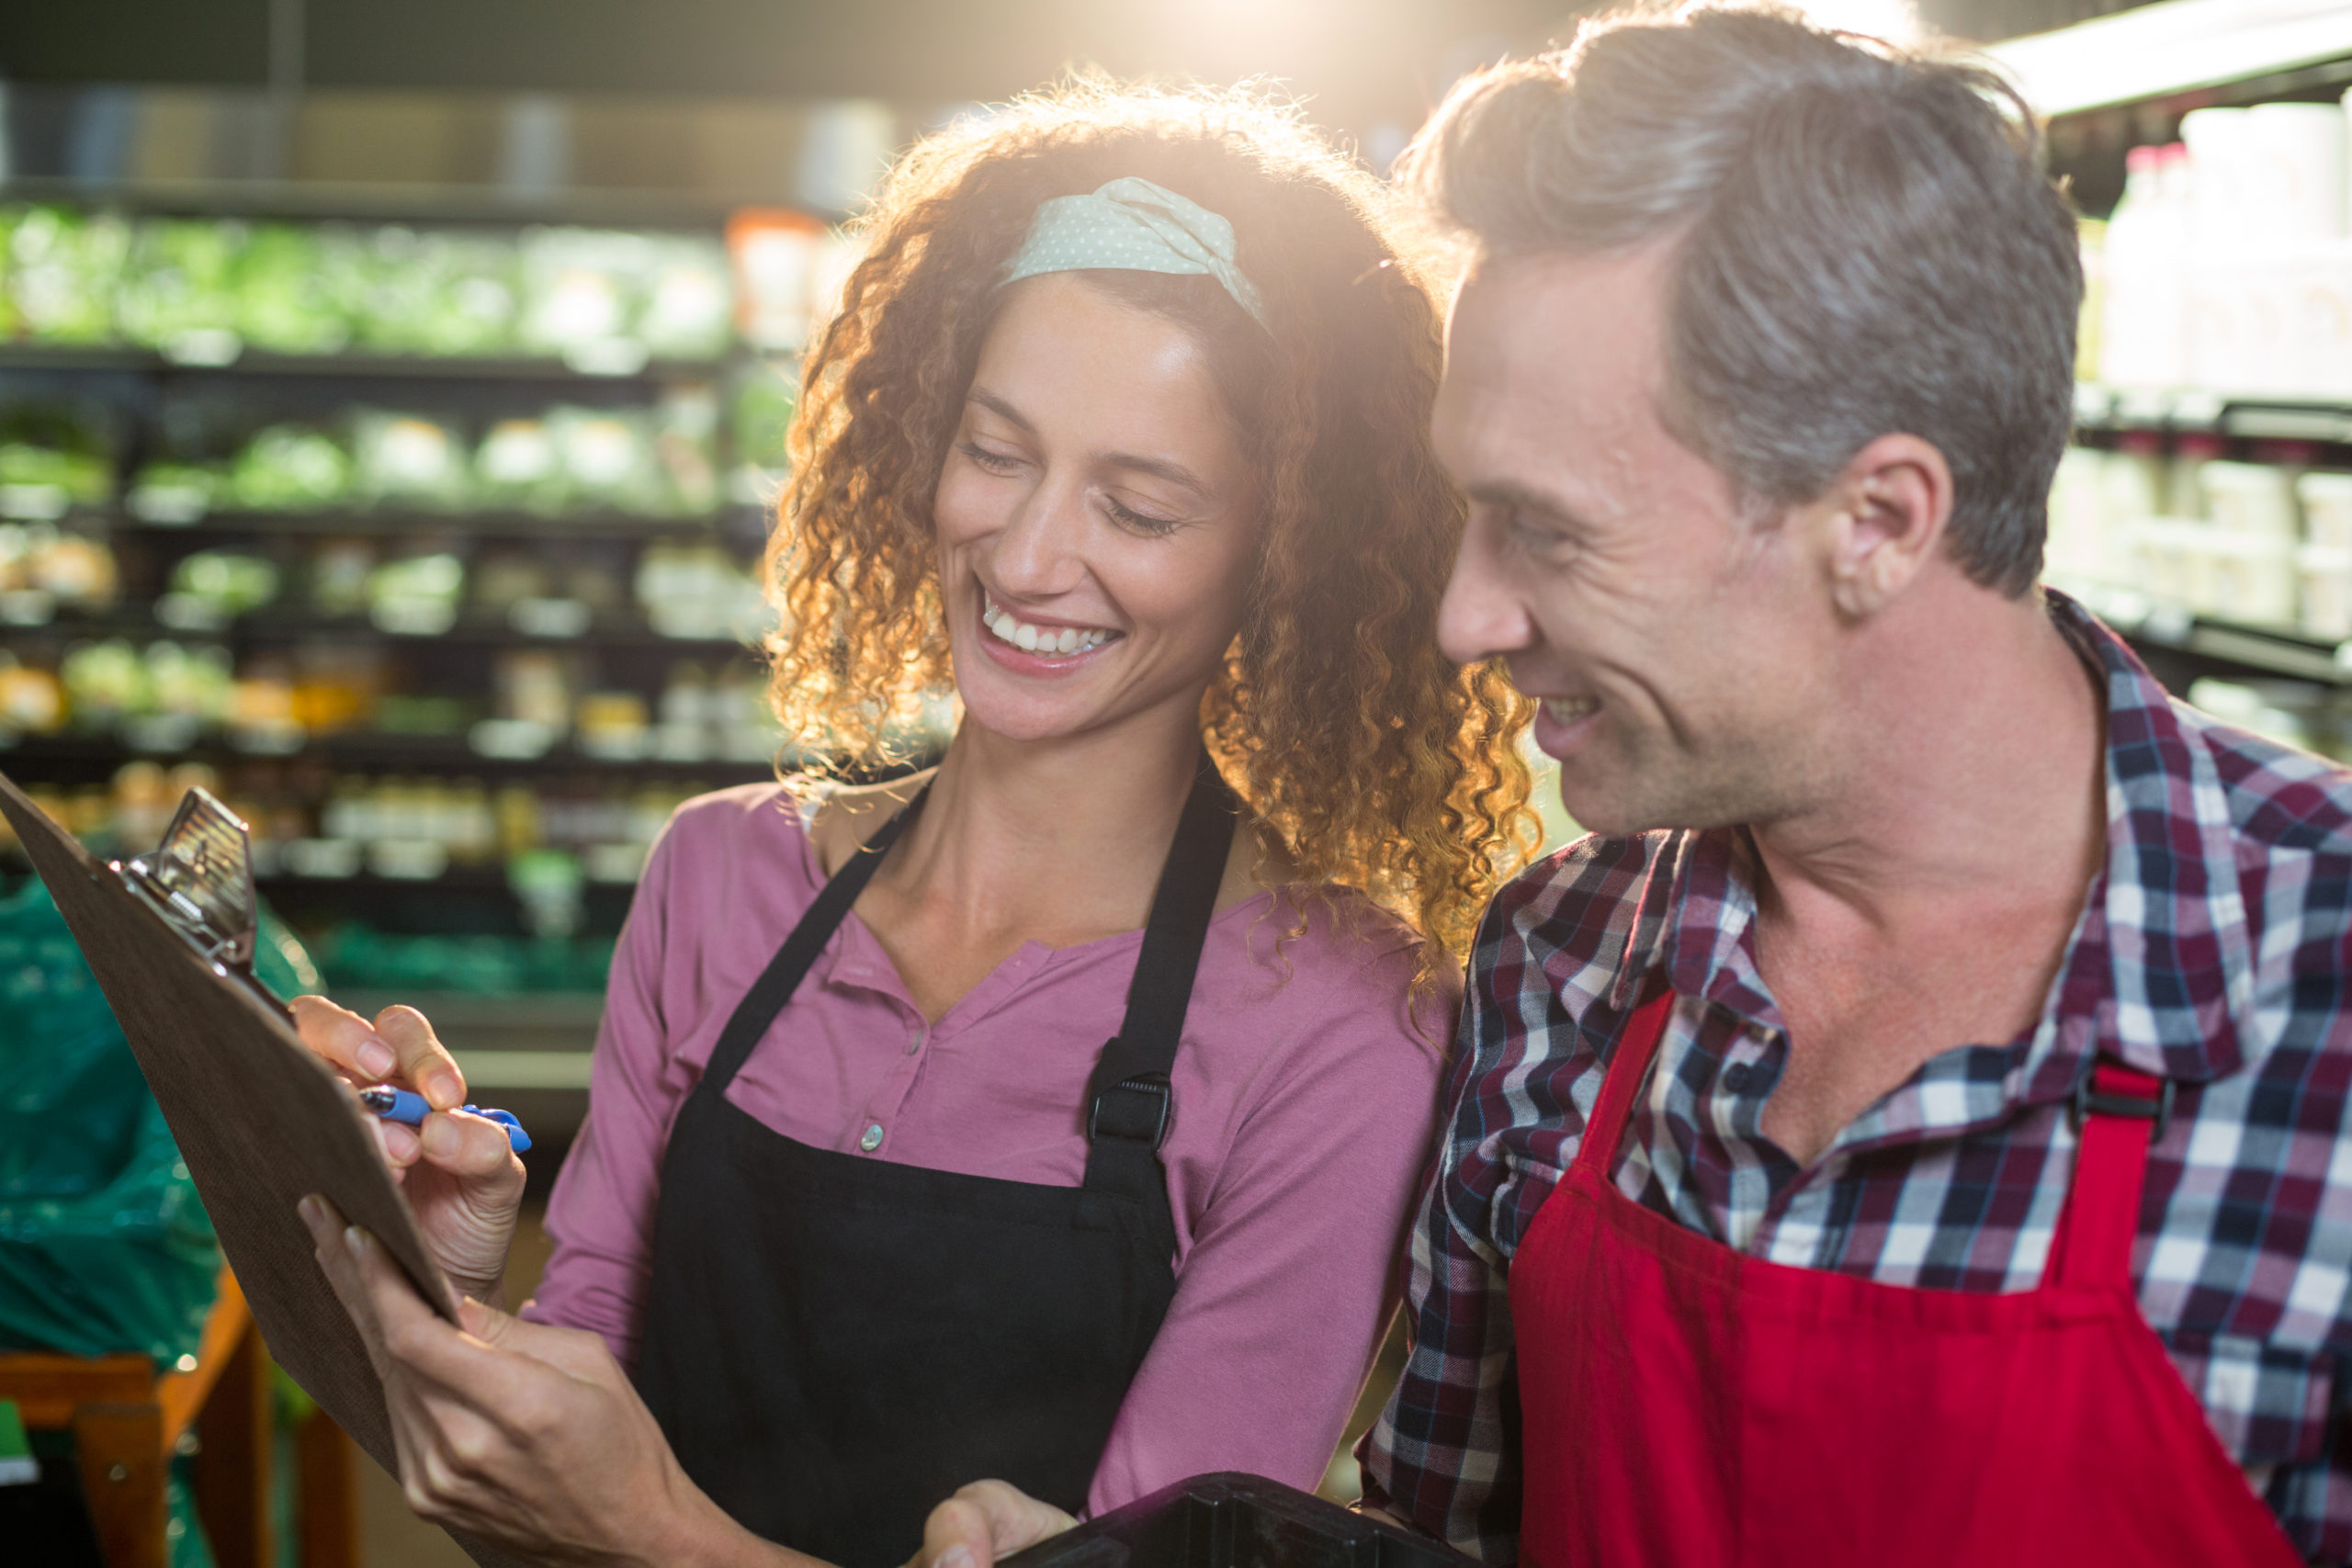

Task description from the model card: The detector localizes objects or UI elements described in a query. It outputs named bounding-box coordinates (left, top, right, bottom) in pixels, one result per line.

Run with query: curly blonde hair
left=766, top=80, right=1535, bottom=963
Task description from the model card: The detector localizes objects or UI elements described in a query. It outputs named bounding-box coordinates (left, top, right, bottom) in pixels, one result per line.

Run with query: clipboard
left=0, top=768, right=529, bottom=1568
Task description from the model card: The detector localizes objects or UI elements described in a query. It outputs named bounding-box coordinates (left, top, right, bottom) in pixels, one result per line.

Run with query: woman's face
left=934, top=272, right=1262, bottom=747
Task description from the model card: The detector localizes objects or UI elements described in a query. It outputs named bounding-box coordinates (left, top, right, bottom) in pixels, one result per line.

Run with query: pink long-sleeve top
left=526, top=783, right=1451, bottom=1511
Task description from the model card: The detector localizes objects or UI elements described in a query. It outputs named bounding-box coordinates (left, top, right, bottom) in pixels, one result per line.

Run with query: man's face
left=1434, top=244, right=1841, bottom=837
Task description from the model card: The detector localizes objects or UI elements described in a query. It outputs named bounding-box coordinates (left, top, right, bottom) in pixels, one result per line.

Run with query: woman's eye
left=1103, top=496, right=1181, bottom=536
left=959, top=442, right=1023, bottom=474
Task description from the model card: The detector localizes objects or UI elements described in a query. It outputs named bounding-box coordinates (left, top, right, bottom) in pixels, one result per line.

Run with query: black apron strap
left=1081, top=749, right=1239, bottom=1218
left=702, top=784, right=930, bottom=1095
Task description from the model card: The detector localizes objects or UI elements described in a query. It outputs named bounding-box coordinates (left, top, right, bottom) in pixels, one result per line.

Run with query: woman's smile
left=978, top=583, right=1124, bottom=663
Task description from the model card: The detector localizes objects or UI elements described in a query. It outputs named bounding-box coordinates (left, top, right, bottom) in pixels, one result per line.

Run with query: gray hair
left=1401, top=5, right=2082, bottom=596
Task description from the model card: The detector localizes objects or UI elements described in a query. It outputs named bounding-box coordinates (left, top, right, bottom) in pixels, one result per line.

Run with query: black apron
left=632, top=753, right=1238, bottom=1568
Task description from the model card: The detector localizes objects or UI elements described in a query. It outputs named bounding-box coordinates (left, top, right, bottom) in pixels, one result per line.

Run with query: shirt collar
left=1607, top=588, right=2250, bottom=1088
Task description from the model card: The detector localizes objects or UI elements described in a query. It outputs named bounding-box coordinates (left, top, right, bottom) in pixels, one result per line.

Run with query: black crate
left=1000, top=1473, right=1475, bottom=1568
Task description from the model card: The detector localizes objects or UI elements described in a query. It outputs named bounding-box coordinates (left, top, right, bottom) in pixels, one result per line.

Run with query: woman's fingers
left=290, top=995, right=400, bottom=1084
left=915, top=1481, right=1078, bottom=1568
left=289, top=997, right=466, bottom=1114
left=374, top=1005, right=467, bottom=1111
left=417, top=1107, right=522, bottom=1185
left=298, top=1193, right=397, bottom=1381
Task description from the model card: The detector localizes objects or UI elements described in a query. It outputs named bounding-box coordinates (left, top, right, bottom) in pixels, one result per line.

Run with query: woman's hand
left=910, top=1481, right=1077, bottom=1568
left=298, top=1193, right=786, bottom=1568
left=291, top=996, right=524, bottom=1307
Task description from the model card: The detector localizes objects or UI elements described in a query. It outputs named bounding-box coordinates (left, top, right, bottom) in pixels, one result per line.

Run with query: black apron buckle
left=1089, top=1066, right=1174, bottom=1150
left=2067, top=1071, right=2176, bottom=1145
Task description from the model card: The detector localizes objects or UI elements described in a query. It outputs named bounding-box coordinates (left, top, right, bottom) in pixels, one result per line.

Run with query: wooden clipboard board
left=1, top=768, right=529, bottom=1568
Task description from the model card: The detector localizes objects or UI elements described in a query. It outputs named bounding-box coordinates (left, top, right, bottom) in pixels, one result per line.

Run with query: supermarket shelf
left=1985, top=0, right=2352, bottom=119
left=0, top=174, right=828, bottom=231
left=0, top=729, right=787, bottom=774
left=2074, top=386, right=2352, bottom=444
left=2055, top=576, right=2352, bottom=686
left=0, top=344, right=733, bottom=384
left=0, top=603, right=762, bottom=649
left=109, top=505, right=749, bottom=540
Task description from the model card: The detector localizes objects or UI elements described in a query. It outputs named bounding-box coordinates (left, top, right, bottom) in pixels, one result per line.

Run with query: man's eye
left=1505, top=509, right=1559, bottom=550
left=959, top=442, right=1023, bottom=473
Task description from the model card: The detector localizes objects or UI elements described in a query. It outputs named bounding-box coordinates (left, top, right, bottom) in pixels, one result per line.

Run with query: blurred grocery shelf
left=0, top=343, right=735, bottom=382
left=2074, top=386, right=2352, bottom=445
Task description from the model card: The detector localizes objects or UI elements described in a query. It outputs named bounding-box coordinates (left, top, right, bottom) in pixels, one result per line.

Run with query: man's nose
left=1437, top=527, right=1536, bottom=666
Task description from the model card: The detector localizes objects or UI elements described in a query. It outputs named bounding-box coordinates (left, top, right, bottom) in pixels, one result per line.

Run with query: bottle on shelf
left=2101, top=143, right=2190, bottom=389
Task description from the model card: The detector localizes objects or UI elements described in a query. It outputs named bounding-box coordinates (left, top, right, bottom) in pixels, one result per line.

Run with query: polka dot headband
left=1001, top=176, right=1269, bottom=331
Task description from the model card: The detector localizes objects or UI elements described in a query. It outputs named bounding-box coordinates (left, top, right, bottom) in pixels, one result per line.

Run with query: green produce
left=352, top=411, right=470, bottom=511
left=127, top=461, right=224, bottom=524
left=117, top=219, right=243, bottom=354
left=474, top=418, right=567, bottom=513
left=638, top=238, right=734, bottom=359
left=167, top=551, right=279, bottom=615
left=550, top=406, right=664, bottom=513
left=355, top=228, right=520, bottom=356
left=0, top=403, right=115, bottom=510
left=6, top=207, right=130, bottom=344
left=0, top=443, right=110, bottom=508
left=232, top=223, right=354, bottom=355
left=650, top=387, right=720, bottom=515
left=732, top=358, right=799, bottom=474
left=59, top=639, right=152, bottom=725
left=0, top=209, right=17, bottom=339
left=367, top=551, right=466, bottom=634
left=143, top=641, right=234, bottom=721
left=227, top=425, right=353, bottom=511
left=519, top=229, right=640, bottom=356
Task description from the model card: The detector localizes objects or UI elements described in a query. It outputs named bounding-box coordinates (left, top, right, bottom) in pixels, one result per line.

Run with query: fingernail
left=426, top=1071, right=461, bottom=1111
left=297, top=1195, right=321, bottom=1227
left=938, top=1548, right=973, bottom=1568
left=357, top=1038, right=395, bottom=1078
left=345, top=1225, right=368, bottom=1258
left=421, top=1115, right=458, bottom=1156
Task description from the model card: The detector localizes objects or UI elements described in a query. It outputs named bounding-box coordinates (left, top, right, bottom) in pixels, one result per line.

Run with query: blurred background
left=3, top=0, right=2351, bottom=1564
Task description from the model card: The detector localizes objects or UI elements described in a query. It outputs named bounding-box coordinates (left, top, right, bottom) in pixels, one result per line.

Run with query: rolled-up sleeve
left=522, top=825, right=682, bottom=1366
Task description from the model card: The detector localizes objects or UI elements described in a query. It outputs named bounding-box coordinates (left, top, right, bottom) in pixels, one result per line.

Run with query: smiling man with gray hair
left=1358, top=6, right=2352, bottom=1565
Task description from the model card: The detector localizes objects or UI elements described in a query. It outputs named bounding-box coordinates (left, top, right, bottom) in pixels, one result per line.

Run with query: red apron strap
left=2046, top=1059, right=2171, bottom=1292
left=1575, top=991, right=1679, bottom=1179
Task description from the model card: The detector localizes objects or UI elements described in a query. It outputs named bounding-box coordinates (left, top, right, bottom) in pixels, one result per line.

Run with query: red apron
left=1509, top=993, right=2306, bottom=1567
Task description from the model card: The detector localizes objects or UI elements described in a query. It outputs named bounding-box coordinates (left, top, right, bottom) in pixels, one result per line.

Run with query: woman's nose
left=989, top=476, right=1091, bottom=596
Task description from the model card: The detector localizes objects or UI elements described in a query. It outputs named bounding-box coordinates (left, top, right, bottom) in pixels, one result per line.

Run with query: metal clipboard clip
left=112, top=787, right=288, bottom=1017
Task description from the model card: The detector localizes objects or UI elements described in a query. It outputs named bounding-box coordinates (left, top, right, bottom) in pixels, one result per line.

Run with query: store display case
left=0, top=193, right=892, bottom=1139
left=1986, top=0, right=2352, bottom=759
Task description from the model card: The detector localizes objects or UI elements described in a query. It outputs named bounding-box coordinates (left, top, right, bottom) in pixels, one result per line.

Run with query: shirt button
left=907, top=1029, right=925, bottom=1056
left=859, top=1123, right=885, bottom=1153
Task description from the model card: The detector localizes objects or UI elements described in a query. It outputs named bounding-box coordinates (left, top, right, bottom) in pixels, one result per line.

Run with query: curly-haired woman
left=289, top=82, right=1532, bottom=1568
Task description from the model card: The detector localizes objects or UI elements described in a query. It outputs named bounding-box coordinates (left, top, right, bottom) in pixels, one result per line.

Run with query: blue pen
left=358, top=1087, right=533, bottom=1153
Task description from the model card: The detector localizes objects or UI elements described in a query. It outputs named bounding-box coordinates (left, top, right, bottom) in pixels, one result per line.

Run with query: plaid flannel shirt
left=1360, top=591, right=2352, bottom=1563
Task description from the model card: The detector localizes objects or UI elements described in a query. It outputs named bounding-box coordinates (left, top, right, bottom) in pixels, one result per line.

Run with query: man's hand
left=297, top=1192, right=800, bottom=1568
left=910, top=1480, right=1077, bottom=1568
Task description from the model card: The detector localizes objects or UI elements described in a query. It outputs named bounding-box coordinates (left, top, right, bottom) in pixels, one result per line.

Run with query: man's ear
left=1811, top=434, right=1954, bottom=620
